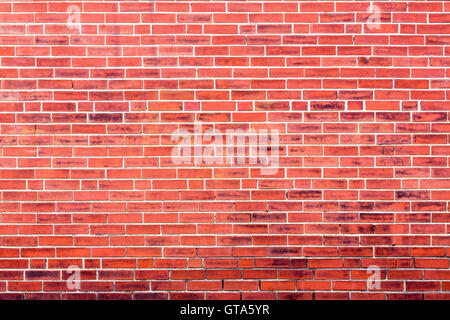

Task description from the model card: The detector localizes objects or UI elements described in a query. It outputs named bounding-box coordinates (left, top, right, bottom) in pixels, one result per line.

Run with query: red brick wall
left=0, top=0, right=449, bottom=300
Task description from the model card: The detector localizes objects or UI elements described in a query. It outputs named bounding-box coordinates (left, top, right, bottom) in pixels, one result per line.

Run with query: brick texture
left=0, top=0, right=450, bottom=300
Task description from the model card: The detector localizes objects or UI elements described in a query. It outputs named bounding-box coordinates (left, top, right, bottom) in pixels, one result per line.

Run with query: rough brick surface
left=0, top=0, right=449, bottom=300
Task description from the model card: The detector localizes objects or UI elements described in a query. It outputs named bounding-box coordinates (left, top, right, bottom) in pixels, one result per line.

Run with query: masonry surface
left=0, top=0, right=449, bottom=300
